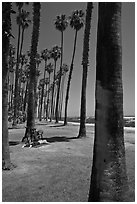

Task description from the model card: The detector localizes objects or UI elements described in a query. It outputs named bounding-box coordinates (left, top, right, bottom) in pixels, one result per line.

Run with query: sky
left=11, top=2, right=135, bottom=117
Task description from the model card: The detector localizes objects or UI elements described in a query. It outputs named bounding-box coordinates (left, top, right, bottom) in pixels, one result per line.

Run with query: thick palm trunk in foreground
left=2, top=2, right=12, bottom=169
left=88, top=3, right=128, bottom=202
left=78, top=2, right=93, bottom=137
left=24, top=3, right=41, bottom=138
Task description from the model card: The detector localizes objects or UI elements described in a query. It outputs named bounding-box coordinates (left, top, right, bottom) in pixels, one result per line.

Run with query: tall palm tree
left=54, top=14, right=68, bottom=123
left=18, top=53, right=28, bottom=110
left=8, top=44, right=16, bottom=112
left=45, top=62, right=53, bottom=120
left=88, top=3, right=128, bottom=201
left=64, top=9, right=84, bottom=125
left=59, top=63, right=69, bottom=119
left=19, top=10, right=31, bottom=58
left=50, top=45, right=61, bottom=121
left=2, top=2, right=14, bottom=169
left=39, top=49, right=50, bottom=121
left=43, top=77, right=49, bottom=119
left=78, top=3, right=93, bottom=138
left=23, top=2, right=41, bottom=140
left=34, top=53, right=42, bottom=118
left=23, top=62, right=30, bottom=113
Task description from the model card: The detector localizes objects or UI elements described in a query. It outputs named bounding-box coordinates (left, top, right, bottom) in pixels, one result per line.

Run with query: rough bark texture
left=78, top=2, right=93, bottom=138
left=2, top=2, right=12, bottom=169
left=88, top=3, right=128, bottom=202
left=24, top=3, right=41, bottom=137
left=64, top=30, right=78, bottom=125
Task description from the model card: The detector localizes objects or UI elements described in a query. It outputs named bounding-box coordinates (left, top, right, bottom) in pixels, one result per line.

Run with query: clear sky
left=11, top=2, right=135, bottom=117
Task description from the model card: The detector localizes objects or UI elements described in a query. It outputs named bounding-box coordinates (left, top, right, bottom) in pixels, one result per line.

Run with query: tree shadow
left=35, top=122, right=49, bottom=126
left=9, top=141, right=20, bottom=146
left=49, top=124, right=65, bottom=128
left=43, top=136, right=78, bottom=143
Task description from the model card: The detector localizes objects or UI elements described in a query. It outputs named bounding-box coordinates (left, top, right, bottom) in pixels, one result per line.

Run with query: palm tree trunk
left=88, top=3, right=128, bottom=201
left=34, top=64, right=39, bottom=118
left=46, top=73, right=51, bottom=120
left=12, top=23, right=21, bottom=126
left=64, top=30, right=78, bottom=125
left=39, top=61, right=47, bottom=121
left=19, top=28, right=25, bottom=57
left=23, top=2, right=41, bottom=140
left=78, top=3, right=93, bottom=137
left=43, top=83, right=47, bottom=119
left=50, top=60, right=57, bottom=121
left=59, top=73, right=66, bottom=119
left=2, top=2, right=12, bottom=169
left=53, top=83, right=58, bottom=119
left=18, top=28, right=25, bottom=105
left=55, top=31, right=63, bottom=123
left=23, top=80, right=28, bottom=112
left=10, top=84, right=14, bottom=111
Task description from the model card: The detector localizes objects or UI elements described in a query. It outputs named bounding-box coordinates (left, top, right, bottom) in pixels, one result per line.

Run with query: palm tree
left=18, top=54, right=28, bottom=110
left=23, top=2, right=41, bottom=140
left=43, top=77, right=49, bottom=119
left=45, top=62, right=53, bottom=120
left=59, top=63, right=69, bottom=119
left=23, top=62, right=30, bottom=113
left=78, top=3, right=93, bottom=138
left=8, top=44, right=16, bottom=112
left=19, top=10, right=31, bottom=58
left=34, top=53, right=42, bottom=118
left=88, top=3, right=128, bottom=201
left=2, top=2, right=14, bottom=169
left=39, top=49, right=50, bottom=121
left=64, top=9, right=84, bottom=125
left=54, top=14, right=68, bottom=123
left=50, top=45, right=61, bottom=121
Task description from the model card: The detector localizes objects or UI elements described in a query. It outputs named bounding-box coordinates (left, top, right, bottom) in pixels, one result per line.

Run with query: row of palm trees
left=8, top=3, right=87, bottom=127
left=8, top=45, right=69, bottom=123
left=2, top=2, right=128, bottom=201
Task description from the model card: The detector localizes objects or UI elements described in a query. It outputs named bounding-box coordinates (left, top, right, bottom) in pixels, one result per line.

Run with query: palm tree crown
left=61, top=63, right=69, bottom=74
left=69, top=9, right=84, bottom=31
left=50, top=45, right=61, bottom=62
left=41, top=49, right=51, bottom=61
left=46, top=62, right=54, bottom=74
left=54, top=14, right=68, bottom=32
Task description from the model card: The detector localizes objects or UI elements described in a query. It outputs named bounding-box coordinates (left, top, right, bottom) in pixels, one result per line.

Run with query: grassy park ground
left=2, top=121, right=135, bottom=202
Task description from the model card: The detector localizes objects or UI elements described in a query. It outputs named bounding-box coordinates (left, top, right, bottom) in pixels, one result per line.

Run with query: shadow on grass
left=8, top=126, right=25, bottom=130
left=44, top=136, right=78, bottom=143
left=49, top=124, right=65, bottom=128
left=35, top=122, right=49, bottom=126
left=8, top=136, right=78, bottom=146
left=9, top=141, right=20, bottom=146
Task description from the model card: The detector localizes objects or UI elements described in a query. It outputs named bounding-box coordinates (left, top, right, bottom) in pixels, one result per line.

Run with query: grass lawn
left=2, top=122, right=135, bottom=202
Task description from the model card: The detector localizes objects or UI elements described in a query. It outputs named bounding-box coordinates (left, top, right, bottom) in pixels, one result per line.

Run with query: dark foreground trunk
left=23, top=3, right=41, bottom=141
left=2, top=2, right=12, bottom=169
left=88, top=3, right=128, bottom=202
